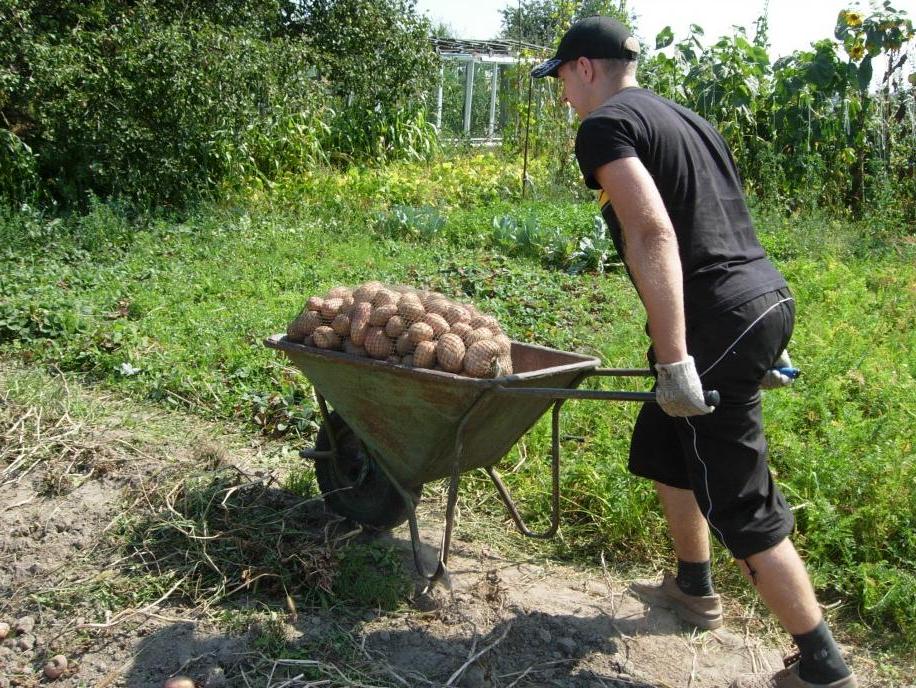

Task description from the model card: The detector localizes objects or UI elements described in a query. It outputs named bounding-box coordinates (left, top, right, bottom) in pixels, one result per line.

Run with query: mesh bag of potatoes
left=286, top=282, right=513, bottom=378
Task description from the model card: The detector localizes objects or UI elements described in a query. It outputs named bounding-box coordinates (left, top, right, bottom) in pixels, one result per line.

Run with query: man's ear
left=577, top=56, right=595, bottom=82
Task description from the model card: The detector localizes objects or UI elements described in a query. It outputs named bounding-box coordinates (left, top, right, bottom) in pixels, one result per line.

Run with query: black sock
left=793, top=620, right=851, bottom=684
left=675, top=559, right=714, bottom=597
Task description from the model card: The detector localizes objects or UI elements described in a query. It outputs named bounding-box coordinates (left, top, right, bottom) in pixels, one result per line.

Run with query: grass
left=1, top=155, right=914, bottom=661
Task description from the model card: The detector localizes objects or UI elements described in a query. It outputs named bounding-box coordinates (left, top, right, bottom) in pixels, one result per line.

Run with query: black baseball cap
left=531, top=16, right=639, bottom=78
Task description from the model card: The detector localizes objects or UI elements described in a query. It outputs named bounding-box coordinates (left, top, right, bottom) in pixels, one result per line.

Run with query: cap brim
left=530, top=58, right=562, bottom=79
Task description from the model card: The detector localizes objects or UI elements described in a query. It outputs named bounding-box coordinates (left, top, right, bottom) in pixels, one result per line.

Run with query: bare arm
left=593, top=156, right=686, bottom=364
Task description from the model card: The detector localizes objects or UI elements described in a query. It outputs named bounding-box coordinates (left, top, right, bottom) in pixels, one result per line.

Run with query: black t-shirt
left=575, top=87, right=786, bottom=324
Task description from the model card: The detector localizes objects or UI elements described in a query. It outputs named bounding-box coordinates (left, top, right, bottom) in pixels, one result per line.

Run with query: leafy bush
left=0, top=0, right=441, bottom=207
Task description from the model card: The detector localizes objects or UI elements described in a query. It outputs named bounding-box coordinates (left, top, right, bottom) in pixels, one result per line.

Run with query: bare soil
left=0, top=365, right=882, bottom=688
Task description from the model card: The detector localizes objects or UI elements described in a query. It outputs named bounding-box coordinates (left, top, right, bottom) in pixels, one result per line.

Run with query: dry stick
left=503, top=665, right=535, bottom=688
left=599, top=551, right=633, bottom=640
left=444, top=621, right=513, bottom=687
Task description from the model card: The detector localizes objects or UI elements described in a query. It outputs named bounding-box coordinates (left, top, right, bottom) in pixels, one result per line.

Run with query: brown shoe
left=629, top=572, right=723, bottom=629
left=729, top=654, right=857, bottom=688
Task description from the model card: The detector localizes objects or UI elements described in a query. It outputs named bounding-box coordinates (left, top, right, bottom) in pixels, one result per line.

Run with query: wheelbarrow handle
left=493, top=385, right=720, bottom=407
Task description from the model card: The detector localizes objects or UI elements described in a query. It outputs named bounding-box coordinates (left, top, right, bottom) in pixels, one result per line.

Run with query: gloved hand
left=655, top=356, right=715, bottom=417
left=760, top=350, right=795, bottom=389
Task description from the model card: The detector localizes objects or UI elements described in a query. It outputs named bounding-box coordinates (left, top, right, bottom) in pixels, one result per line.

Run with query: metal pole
left=463, top=60, right=475, bottom=136
left=436, top=63, right=444, bottom=131
left=488, top=64, right=499, bottom=140
left=521, top=74, right=533, bottom=197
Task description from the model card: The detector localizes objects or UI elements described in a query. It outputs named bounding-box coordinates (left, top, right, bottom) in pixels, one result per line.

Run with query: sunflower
left=846, top=11, right=864, bottom=27
left=849, top=42, right=866, bottom=60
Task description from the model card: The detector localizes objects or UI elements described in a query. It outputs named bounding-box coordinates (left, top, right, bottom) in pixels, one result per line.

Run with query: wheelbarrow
left=265, top=334, right=718, bottom=586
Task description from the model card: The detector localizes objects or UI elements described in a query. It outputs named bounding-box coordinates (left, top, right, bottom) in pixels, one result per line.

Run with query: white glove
left=655, top=356, right=715, bottom=417
left=760, top=350, right=795, bottom=389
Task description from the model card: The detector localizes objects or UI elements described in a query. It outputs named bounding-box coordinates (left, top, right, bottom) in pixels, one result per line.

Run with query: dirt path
left=0, top=364, right=854, bottom=688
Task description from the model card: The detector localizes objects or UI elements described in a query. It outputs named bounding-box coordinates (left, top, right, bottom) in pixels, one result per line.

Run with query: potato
left=442, top=303, right=471, bottom=326
left=287, top=310, right=321, bottom=341
left=426, top=299, right=449, bottom=317
left=313, top=326, right=340, bottom=350
left=369, top=303, right=398, bottom=326
left=464, top=327, right=492, bottom=347
left=353, top=282, right=382, bottom=303
left=469, top=315, right=490, bottom=330
left=420, top=291, right=446, bottom=308
left=302, top=335, right=315, bottom=348
left=327, top=286, right=351, bottom=299
left=396, top=331, right=413, bottom=355
left=372, top=288, right=399, bottom=307
left=422, top=313, right=449, bottom=338
left=449, top=322, right=472, bottom=341
left=496, top=352, right=513, bottom=376
left=350, top=302, right=371, bottom=346
left=464, top=339, right=501, bottom=378
left=163, top=678, right=196, bottom=688
left=331, top=313, right=351, bottom=337
left=413, top=340, right=437, bottom=368
left=408, top=321, right=434, bottom=345
left=436, top=333, right=466, bottom=373
left=365, top=327, right=393, bottom=359
left=306, top=296, right=324, bottom=311
left=385, top=315, right=406, bottom=338
left=493, top=334, right=512, bottom=355
left=340, top=295, right=355, bottom=314
left=398, top=297, right=425, bottom=324
left=320, top=297, right=343, bottom=321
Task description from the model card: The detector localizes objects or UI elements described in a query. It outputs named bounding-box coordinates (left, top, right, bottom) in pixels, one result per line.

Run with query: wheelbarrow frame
left=265, top=334, right=716, bottom=587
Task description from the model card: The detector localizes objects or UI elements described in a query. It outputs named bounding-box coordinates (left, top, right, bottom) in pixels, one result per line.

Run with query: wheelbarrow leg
left=395, top=397, right=481, bottom=591
left=299, top=393, right=337, bottom=461
left=486, top=399, right=564, bottom=539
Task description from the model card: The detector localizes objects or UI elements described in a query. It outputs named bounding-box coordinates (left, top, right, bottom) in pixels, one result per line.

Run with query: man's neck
left=585, top=75, right=639, bottom=114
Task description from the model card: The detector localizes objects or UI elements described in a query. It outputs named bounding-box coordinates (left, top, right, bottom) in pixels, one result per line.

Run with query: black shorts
left=629, top=288, right=796, bottom=560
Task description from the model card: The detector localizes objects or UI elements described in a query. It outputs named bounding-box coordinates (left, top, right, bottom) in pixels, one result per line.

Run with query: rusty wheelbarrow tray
left=265, top=334, right=717, bottom=586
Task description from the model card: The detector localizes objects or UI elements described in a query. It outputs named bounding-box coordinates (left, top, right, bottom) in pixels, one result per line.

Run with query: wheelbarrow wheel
left=314, top=412, right=420, bottom=530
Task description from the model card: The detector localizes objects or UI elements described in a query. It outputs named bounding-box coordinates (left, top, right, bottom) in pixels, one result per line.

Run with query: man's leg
left=737, top=537, right=821, bottom=634
left=655, top=482, right=709, bottom=562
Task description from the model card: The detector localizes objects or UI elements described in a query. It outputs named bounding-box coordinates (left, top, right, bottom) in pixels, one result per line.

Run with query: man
left=531, top=16, right=856, bottom=688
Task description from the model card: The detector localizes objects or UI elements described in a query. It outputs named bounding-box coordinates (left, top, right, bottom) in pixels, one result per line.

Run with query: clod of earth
left=43, top=654, right=68, bottom=680
left=14, top=616, right=34, bottom=635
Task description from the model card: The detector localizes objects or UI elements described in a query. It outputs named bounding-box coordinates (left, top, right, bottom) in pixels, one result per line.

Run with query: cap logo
left=624, top=37, right=640, bottom=55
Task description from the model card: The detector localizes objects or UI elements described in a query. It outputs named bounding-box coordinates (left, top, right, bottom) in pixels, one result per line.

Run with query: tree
left=499, top=0, right=631, bottom=49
